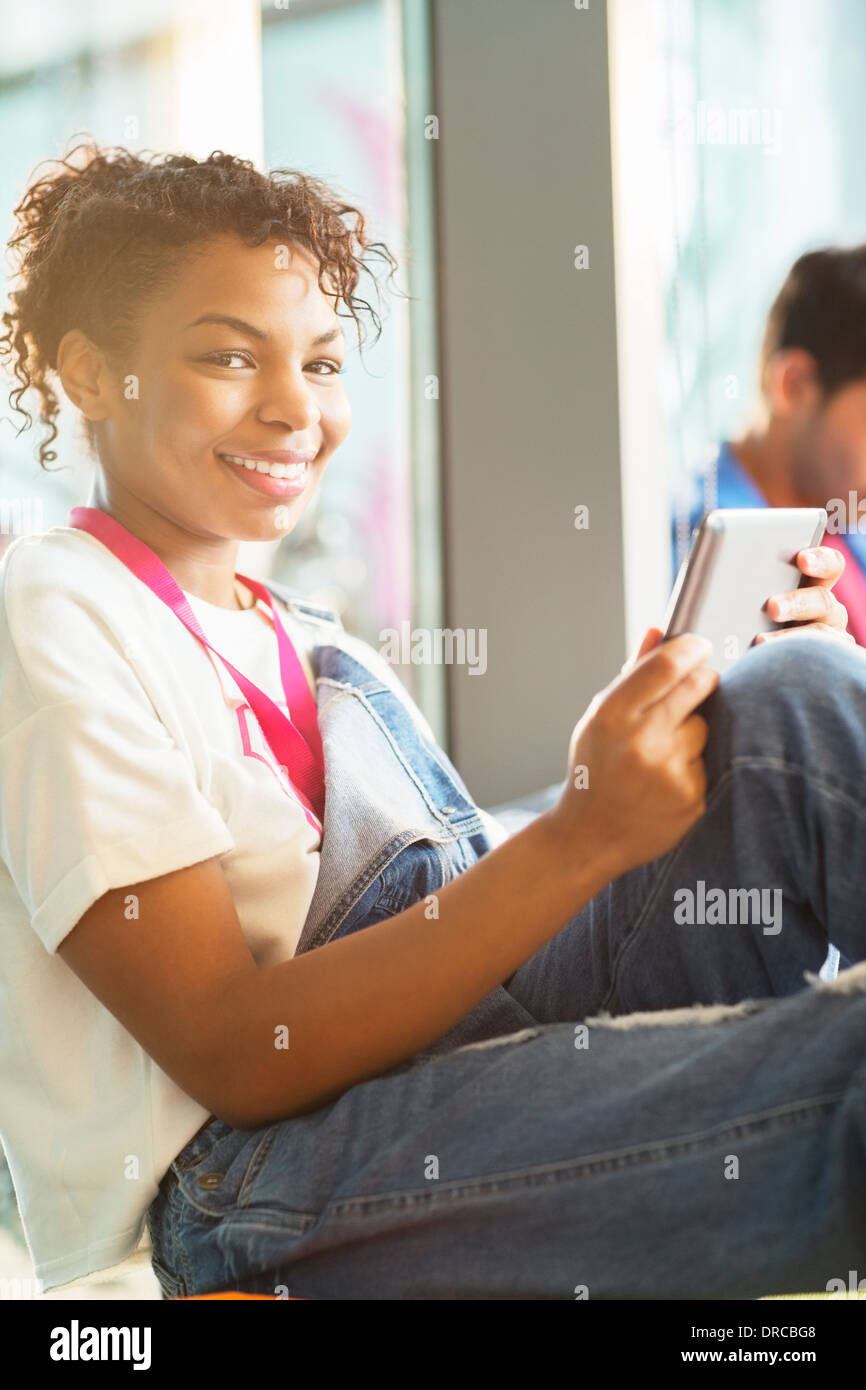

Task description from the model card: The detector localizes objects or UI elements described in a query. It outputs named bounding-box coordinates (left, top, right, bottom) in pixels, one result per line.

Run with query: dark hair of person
left=761, top=246, right=866, bottom=396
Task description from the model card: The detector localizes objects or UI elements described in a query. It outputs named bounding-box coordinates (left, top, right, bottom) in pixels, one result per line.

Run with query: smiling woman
left=0, top=143, right=414, bottom=1292
left=0, top=143, right=397, bottom=604
left=59, top=236, right=352, bottom=561
left=2, top=141, right=866, bottom=1307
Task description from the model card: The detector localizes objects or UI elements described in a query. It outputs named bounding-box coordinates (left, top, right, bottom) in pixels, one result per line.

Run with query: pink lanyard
left=67, top=506, right=326, bottom=827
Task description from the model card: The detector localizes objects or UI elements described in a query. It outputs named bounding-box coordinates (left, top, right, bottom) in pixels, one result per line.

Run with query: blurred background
left=3, top=0, right=866, bottom=1295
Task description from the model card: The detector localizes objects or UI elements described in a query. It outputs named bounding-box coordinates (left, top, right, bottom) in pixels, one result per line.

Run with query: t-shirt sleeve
left=0, top=550, right=235, bottom=955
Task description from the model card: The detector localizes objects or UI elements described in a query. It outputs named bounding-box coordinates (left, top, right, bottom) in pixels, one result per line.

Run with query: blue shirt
left=672, top=441, right=866, bottom=586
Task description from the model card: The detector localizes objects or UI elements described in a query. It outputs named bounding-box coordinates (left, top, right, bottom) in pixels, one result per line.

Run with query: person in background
left=675, top=245, right=866, bottom=646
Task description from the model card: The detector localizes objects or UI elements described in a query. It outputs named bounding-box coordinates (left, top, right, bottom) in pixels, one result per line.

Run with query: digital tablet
left=663, top=507, right=828, bottom=673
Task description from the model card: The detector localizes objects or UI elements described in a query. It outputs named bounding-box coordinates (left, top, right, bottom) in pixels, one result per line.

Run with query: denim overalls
left=269, top=581, right=538, bottom=1051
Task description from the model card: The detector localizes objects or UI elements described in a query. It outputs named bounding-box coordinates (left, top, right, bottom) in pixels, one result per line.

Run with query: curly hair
left=0, top=140, right=400, bottom=469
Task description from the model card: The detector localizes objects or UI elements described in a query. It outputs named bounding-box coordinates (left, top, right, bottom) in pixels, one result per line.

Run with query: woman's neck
left=88, top=477, right=245, bottom=610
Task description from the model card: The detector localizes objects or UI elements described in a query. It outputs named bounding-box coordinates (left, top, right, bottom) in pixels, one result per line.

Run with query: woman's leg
left=152, top=956, right=866, bottom=1299
left=148, top=635, right=866, bottom=1299
left=505, top=637, right=866, bottom=1022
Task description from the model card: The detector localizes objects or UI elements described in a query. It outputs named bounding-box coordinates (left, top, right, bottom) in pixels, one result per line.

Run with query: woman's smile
left=217, top=448, right=317, bottom=499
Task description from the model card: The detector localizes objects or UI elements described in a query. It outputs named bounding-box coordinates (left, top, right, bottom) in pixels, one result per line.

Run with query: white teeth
left=222, top=453, right=309, bottom=480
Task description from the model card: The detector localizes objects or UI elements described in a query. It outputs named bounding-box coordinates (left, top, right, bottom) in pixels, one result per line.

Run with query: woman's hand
left=756, top=544, right=854, bottom=648
left=547, top=633, right=719, bottom=882
left=623, top=624, right=665, bottom=671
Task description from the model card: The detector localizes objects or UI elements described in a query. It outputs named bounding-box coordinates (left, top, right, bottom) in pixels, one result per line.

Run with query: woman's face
left=94, top=233, right=351, bottom=544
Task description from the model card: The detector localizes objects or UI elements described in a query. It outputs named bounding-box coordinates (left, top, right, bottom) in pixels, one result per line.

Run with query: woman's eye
left=200, top=352, right=342, bottom=374
left=202, top=351, right=254, bottom=368
left=306, top=360, right=344, bottom=376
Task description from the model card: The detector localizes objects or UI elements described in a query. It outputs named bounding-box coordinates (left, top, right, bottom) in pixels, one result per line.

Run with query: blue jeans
left=146, top=638, right=866, bottom=1299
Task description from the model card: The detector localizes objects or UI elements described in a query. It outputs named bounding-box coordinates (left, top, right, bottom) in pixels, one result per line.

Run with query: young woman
left=0, top=144, right=864, bottom=1302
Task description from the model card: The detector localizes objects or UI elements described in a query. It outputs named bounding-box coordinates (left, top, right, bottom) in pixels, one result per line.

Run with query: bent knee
left=703, top=634, right=866, bottom=766
left=719, top=632, right=865, bottom=706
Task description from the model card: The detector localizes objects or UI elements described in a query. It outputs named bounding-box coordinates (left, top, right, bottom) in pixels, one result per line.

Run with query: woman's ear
left=55, top=328, right=113, bottom=422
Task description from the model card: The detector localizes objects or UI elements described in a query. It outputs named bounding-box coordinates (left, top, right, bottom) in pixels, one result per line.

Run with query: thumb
left=624, top=625, right=664, bottom=673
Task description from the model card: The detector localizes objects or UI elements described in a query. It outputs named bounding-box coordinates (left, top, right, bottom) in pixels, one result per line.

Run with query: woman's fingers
left=621, top=625, right=664, bottom=675
left=765, top=544, right=850, bottom=634
left=795, top=543, right=845, bottom=587
left=765, top=580, right=848, bottom=630
left=679, top=711, right=710, bottom=762
left=634, top=625, right=664, bottom=662
left=645, top=660, right=720, bottom=732
left=609, top=634, right=714, bottom=721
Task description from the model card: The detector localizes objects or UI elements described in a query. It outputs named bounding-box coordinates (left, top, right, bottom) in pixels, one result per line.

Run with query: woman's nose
left=256, top=373, right=321, bottom=432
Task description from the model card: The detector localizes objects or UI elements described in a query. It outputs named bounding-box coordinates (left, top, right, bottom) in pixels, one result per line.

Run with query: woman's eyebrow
left=183, top=313, right=343, bottom=347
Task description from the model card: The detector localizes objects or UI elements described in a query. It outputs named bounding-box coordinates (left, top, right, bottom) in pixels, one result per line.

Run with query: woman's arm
left=58, top=634, right=717, bottom=1129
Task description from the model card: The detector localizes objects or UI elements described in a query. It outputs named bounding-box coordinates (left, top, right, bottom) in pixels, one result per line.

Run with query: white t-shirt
left=0, top=525, right=325, bottom=1290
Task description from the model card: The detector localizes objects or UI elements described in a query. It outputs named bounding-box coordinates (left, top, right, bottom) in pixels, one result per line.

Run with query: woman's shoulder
left=0, top=524, right=137, bottom=608
left=0, top=524, right=220, bottom=735
left=0, top=522, right=157, bottom=681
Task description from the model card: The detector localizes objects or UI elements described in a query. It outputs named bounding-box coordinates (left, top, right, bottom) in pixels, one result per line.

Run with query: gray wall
left=431, top=0, right=626, bottom=807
